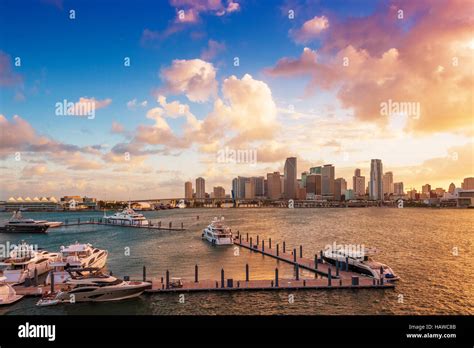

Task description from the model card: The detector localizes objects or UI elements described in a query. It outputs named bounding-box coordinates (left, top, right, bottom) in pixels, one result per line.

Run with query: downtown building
left=266, top=172, right=282, bottom=199
left=321, top=164, right=335, bottom=200
left=284, top=157, right=297, bottom=199
left=195, top=177, right=206, bottom=199
left=369, top=159, right=384, bottom=201
left=352, top=168, right=366, bottom=198
left=334, top=178, right=347, bottom=201
left=383, top=171, right=394, bottom=197
left=184, top=181, right=193, bottom=199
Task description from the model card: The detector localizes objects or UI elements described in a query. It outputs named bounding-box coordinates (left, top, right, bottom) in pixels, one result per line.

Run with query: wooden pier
left=60, top=217, right=186, bottom=231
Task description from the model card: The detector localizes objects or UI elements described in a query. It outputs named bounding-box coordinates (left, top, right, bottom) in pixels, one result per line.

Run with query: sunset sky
left=0, top=0, right=473, bottom=200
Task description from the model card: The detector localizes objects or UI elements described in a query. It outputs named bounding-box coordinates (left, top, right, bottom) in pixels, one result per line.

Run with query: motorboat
left=45, top=243, right=108, bottom=284
left=37, top=270, right=150, bottom=305
left=0, top=276, right=23, bottom=305
left=105, top=203, right=149, bottom=226
left=0, top=211, right=49, bottom=233
left=0, top=243, right=60, bottom=284
left=202, top=217, right=233, bottom=245
left=34, top=220, right=63, bottom=228
left=322, top=247, right=399, bottom=281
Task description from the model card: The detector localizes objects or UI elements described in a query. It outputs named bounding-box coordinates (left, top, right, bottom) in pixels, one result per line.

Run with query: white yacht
left=45, top=243, right=108, bottom=284
left=34, top=220, right=63, bottom=228
left=322, top=248, right=399, bottom=281
left=0, top=276, right=23, bottom=305
left=202, top=217, right=233, bottom=245
left=37, top=271, right=150, bottom=306
left=0, top=244, right=60, bottom=284
left=105, top=204, right=149, bottom=226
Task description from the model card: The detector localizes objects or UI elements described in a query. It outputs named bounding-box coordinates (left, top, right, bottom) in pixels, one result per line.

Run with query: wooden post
left=246, top=233, right=248, bottom=242
left=299, top=245, right=303, bottom=258
left=250, top=237, right=253, bottom=249
left=283, top=241, right=286, bottom=253
left=293, top=248, right=297, bottom=262
left=314, top=254, right=318, bottom=270
left=346, top=256, right=349, bottom=271
left=245, top=264, right=249, bottom=282
left=336, top=260, right=340, bottom=276
left=181, top=222, right=184, bottom=230
left=221, top=268, right=225, bottom=288
left=195, top=264, right=198, bottom=283
left=166, top=270, right=169, bottom=289
left=275, top=268, right=279, bottom=287
left=239, top=234, right=242, bottom=244
left=269, top=238, right=272, bottom=249
left=169, top=221, right=172, bottom=229
left=320, top=250, right=323, bottom=262
left=276, top=244, right=279, bottom=256
left=50, top=271, right=54, bottom=293
left=256, top=235, right=259, bottom=245
left=143, top=265, right=146, bottom=281
left=295, top=264, right=299, bottom=280
left=262, top=240, right=265, bottom=252
left=328, top=267, right=332, bottom=286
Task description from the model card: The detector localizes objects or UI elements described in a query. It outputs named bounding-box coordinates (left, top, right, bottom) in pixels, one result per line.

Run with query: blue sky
left=0, top=0, right=472, bottom=199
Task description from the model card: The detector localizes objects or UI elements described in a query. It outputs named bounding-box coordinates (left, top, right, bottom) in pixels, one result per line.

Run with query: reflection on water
left=0, top=208, right=472, bottom=315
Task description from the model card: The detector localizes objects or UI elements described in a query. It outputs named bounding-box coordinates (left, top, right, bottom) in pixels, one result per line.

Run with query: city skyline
left=1, top=0, right=473, bottom=200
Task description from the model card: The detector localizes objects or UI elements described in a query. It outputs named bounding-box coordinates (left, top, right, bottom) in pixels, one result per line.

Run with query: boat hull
left=57, top=282, right=150, bottom=303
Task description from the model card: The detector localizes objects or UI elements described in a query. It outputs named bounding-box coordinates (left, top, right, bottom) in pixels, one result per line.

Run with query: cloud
left=0, top=51, right=23, bottom=87
left=126, top=98, right=148, bottom=109
left=111, top=121, right=125, bottom=134
left=201, top=39, right=226, bottom=61
left=73, top=97, right=112, bottom=111
left=21, top=164, right=48, bottom=178
left=291, top=15, right=329, bottom=43
left=267, top=0, right=474, bottom=135
left=161, top=59, right=218, bottom=102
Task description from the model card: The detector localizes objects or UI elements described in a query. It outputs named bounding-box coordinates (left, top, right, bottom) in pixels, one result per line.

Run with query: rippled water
left=0, top=208, right=472, bottom=315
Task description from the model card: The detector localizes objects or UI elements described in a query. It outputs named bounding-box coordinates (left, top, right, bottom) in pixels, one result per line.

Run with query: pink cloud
left=292, top=15, right=329, bottom=43
left=201, top=39, right=226, bottom=61
left=0, top=52, right=23, bottom=87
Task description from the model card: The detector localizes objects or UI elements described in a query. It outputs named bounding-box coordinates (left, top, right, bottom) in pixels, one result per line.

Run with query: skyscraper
left=232, top=176, right=247, bottom=199
left=382, top=171, right=394, bottom=196
left=196, top=177, right=205, bottom=199
left=394, top=182, right=404, bottom=195
left=448, top=182, right=456, bottom=194
left=306, top=174, right=322, bottom=195
left=321, top=164, right=335, bottom=199
left=334, top=178, right=347, bottom=201
left=369, top=159, right=383, bottom=200
left=253, top=176, right=265, bottom=197
left=284, top=157, right=297, bottom=199
left=352, top=169, right=365, bottom=197
left=184, top=181, right=193, bottom=199
left=267, top=172, right=282, bottom=199
left=213, top=186, right=225, bottom=199
left=421, top=184, right=431, bottom=198
left=461, top=177, right=474, bottom=190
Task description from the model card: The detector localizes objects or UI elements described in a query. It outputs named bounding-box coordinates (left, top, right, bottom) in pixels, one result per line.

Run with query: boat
left=105, top=203, right=149, bottom=226
left=34, top=220, right=63, bottom=228
left=322, top=248, right=399, bottom=281
left=0, top=243, right=61, bottom=284
left=45, top=243, right=108, bottom=284
left=0, top=211, right=49, bottom=233
left=0, top=276, right=23, bottom=305
left=202, top=217, right=233, bottom=245
left=37, top=270, right=150, bottom=305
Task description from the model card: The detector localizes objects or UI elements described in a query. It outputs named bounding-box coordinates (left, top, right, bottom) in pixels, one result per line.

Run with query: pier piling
left=195, top=265, right=198, bottom=283
left=346, top=256, right=349, bottom=271
left=245, top=264, right=249, bottom=282
left=314, top=254, right=318, bottom=270
left=269, top=238, right=272, bottom=249
left=262, top=240, right=265, bottom=252
left=328, top=267, right=332, bottom=286
left=166, top=270, right=170, bottom=289
left=299, top=245, right=303, bottom=258
left=250, top=237, right=253, bottom=249
left=320, top=250, right=323, bottom=262
left=295, top=264, right=300, bottom=280
left=257, top=235, right=259, bottom=245
left=221, top=268, right=225, bottom=288
left=336, top=260, right=340, bottom=276
left=275, top=268, right=279, bottom=287
left=246, top=233, right=248, bottom=242
left=283, top=241, right=286, bottom=253
left=276, top=244, right=279, bottom=256
left=293, top=248, right=297, bottom=263
left=143, top=266, right=147, bottom=281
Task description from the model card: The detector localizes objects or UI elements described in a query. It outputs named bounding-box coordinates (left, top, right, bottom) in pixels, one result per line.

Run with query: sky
left=0, top=0, right=473, bottom=200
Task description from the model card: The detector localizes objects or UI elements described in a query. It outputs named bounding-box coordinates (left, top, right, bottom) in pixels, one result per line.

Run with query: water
left=0, top=208, right=472, bottom=315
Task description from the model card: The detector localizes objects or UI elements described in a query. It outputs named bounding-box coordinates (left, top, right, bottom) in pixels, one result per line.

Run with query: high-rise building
left=434, top=188, right=445, bottom=197
left=352, top=169, right=365, bottom=197
left=369, top=159, right=383, bottom=200
left=196, top=177, right=205, bottom=199
left=284, top=157, right=297, bottom=199
left=244, top=179, right=255, bottom=199
left=345, top=189, right=354, bottom=200
left=421, top=184, right=431, bottom=198
left=382, top=171, right=394, bottom=196
left=213, top=186, right=225, bottom=199
left=232, top=176, right=247, bottom=199
left=394, top=182, right=404, bottom=195
left=448, top=183, right=456, bottom=194
left=310, top=166, right=322, bottom=174
left=253, top=176, right=265, bottom=197
left=184, top=181, right=193, bottom=199
left=306, top=174, right=322, bottom=195
left=266, top=172, right=281, bottom=199
left=461, top=177, right=474, bottom=190
left=334, top=178, right=347, bottom=201
left=321, top=164, right=335, bottom=199
left=301, top=171, right=309, bottom=188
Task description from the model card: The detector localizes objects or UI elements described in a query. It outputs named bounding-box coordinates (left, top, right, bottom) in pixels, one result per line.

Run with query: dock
left=60, top=217, right=186, bottom=231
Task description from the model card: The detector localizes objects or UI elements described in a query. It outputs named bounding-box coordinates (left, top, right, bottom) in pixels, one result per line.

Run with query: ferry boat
left=0, top=243, right=60, bottom=284
left=0, top=276, right=23, bottom=305
left=37, top=270, right=150, bottom=306
left=0, top=211, right=49, bottom=233
left=45, top=243, right=108, bottom=284
left=202, top=217, right=233, bottom=245
left=105, top=204, right=149, bottom=226
left=322, top=248, right=399, bottom=281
